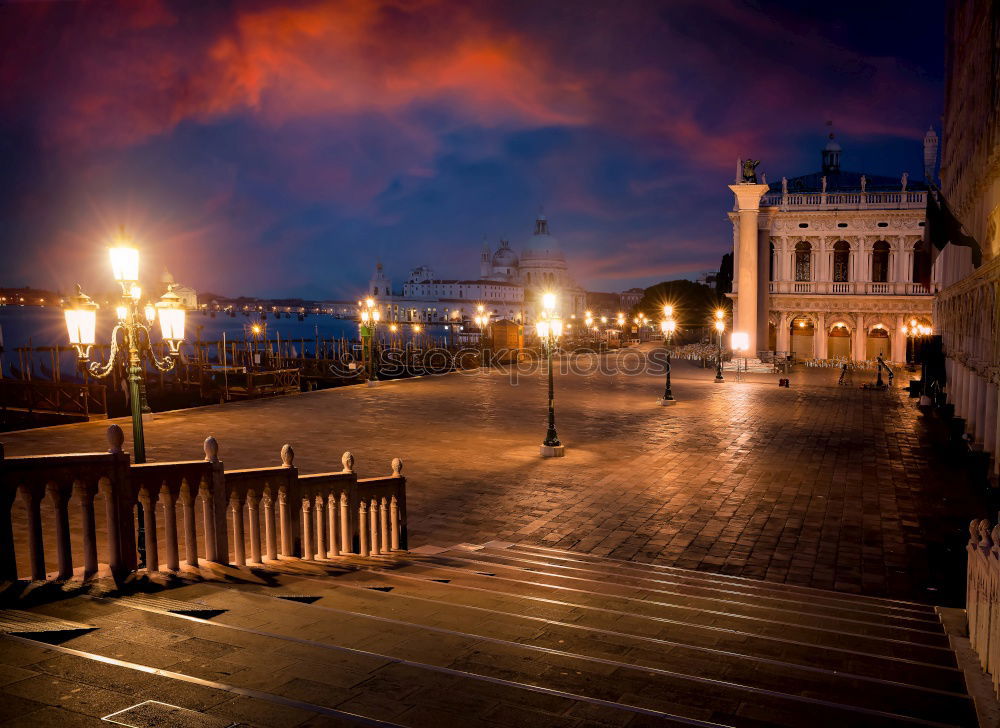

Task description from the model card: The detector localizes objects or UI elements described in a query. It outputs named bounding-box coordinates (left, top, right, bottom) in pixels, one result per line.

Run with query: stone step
left=286, top=559, right=965, bottom=692
left=0, top=631, right=398, bottom=727
left=462, top=544, right=942, bottom=628
left=397, top=551, right=954, bottom=657
left=500, top=542, right=938, bottom=617
left=216, top=570, right=975, bottom=726
left=23, top=594, right=729, bottom=727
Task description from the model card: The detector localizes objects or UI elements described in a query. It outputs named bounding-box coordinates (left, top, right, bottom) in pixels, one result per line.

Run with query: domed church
left=365, top=213, right=588, bottom=325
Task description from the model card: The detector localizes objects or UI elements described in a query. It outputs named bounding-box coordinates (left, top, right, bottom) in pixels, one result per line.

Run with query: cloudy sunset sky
left=0, top=0, right=943, bottom=299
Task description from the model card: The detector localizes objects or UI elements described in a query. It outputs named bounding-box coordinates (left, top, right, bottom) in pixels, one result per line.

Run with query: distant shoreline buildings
left=361, top=213, right=641, bottom=326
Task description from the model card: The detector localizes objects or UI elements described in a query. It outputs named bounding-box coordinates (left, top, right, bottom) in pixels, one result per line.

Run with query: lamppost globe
left=64, top=286, right=98, bottom=360
left=542, top=292, right=556, bottom=312
left=109, top=245, right=139, bottom=283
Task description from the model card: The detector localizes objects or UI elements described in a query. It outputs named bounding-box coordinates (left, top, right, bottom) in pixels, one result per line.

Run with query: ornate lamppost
left=537, top=293, right=564, bottom=457
left=64, top=235, right=186, bottom=464
left=359, top=297, right=380, bottom=385
left=64, top=231, right=186, bottom=566
left=901, top=319, right=932, bottom=372
left=713, top=309, right=726, bottom=383
left=659, top=305, right=676, bottom=405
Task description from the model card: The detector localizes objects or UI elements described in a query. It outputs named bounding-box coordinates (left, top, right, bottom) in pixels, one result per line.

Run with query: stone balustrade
left=966, top=518, right=1000, bottom=698
left=0, top=425, right=407, bottom=584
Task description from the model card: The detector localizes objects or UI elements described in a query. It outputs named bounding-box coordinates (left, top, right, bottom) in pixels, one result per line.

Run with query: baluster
left=314, top=494, right=326, bottom=559
left=20, top=485, right=46, bottom=581
left=47, top=483, right=73, bottom=580
left=369, top=497, right=380, bottom=556
left=138, top=486, right=159, bottom=573
left=160, top=483, right=179, bottom=572
left=390, top=495, right=400, bottom=551
left=75, top=480, right=98, bottom=578
left=358, top=499, right=369, bottom=557
left=379, top=496, right=389, bottom=554
left=200, top=479, right=219, bottom=562
left=278, top=488, right=292, bottom=557
left=180, top=479, right=199, bottom=567
left=230, top=492, right=246, bottom=566
left=100, top=478, right=123, bottom=579
left=247, top=489, right=262, bottom=564
left=301, top=496, right=313, bottom=560
left=339, top=491, right=350, bottom=554
left=327, top=492, right=339, bottom=557
left=262, top=489, right=277, bottom=561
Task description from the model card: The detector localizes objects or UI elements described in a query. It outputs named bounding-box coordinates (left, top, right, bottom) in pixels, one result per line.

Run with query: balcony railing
left=767, top=281, right=935, bottom=296
left=759, top=191, right=926, bottom=210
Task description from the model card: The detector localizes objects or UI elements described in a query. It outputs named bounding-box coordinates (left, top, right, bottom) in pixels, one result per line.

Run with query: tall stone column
left=729, top=183, right=769, bottom=354
left=776, top=312, right=790, bottom=353
left=853, top=313, right=866, bottom=360
left=816, top=313, right=828, bottom=359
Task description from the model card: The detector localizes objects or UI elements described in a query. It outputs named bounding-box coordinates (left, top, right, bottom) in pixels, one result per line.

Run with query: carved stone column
left=776, top=311, right=790, bottom=353
left=816, top=312, right=828, bottom=359
left=853, top=312, right=866, bottom=360
left=729, top=183, right=769, bottom=354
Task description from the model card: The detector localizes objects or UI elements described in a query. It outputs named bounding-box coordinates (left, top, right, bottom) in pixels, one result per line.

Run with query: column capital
left=728, top=183, right=770, bottom=211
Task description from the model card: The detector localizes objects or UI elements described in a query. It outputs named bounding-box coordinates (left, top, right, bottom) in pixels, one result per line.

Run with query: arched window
left=768, top=242, right=774, bottom=281
left=833, top=241, right=850, bottom=282
left=794, top=241, right=812, bottom=282
left=871, top=241, right=890, bottom=283
left=912, top=241, right=931, bottom=284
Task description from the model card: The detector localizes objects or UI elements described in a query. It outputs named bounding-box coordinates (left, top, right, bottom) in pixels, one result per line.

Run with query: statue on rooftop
left=781, top=177, right=788, bottom=195
left=821, top=176, right=827, bottom=194
left=741, top=158, right=760, bottom=184
left=901, top=172, right=908, bottom=192
left=860, top=175, right=867, bottom=193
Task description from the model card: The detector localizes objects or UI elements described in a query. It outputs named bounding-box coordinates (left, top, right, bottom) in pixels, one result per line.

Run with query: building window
left=871, top=241, right=890, bottom=283
left=794, top=241, right=812, bottom=282
left=833, top=241, right=850, bottom=282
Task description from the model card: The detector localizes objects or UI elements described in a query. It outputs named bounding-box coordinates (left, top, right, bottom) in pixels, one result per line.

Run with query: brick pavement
left=1, top=348, right=985, bottom=604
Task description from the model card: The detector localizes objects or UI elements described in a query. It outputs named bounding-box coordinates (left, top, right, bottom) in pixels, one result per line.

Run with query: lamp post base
left=540, top=444, right=565, bottom=458
left=714, top=376, right=725, bottom=383
left=658, top=398, right=677, bottom=406
left=367, top=380, right=379, bottom=388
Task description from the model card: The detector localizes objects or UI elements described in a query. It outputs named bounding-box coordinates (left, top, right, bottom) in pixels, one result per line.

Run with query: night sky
left=0, top=0, right=944, bottom=300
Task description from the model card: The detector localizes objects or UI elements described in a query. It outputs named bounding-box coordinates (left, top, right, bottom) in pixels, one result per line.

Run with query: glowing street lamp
left=659, top=304, right=677, bottom=405
left=538, top=293, right=564, bottom=457
left=65, top=231, right=185, bottom=467
left=65, top=229, right=186, bottom=569
left=358, top=298, right=379, bottom=385
left=713, top=310, right=726, bottom=383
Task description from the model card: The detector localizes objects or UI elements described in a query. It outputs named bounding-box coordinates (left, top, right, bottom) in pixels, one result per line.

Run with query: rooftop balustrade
left=758, top=190, right=927, bottom=210
left=0, top=426, right=406, bottom=587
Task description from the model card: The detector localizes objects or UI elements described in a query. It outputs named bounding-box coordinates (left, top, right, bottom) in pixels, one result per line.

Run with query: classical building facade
left=727, top=135, right=936, bottom=362
left=364, top=214, right=589, bottom=325
left=935, top=0, right=1000, bottom=476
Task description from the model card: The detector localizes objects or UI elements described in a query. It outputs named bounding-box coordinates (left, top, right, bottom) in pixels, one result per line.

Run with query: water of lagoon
left=0, top=306, right=461, bottom=380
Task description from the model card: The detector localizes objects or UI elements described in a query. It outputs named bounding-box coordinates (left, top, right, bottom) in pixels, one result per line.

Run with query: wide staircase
left=0, top=541, right=977, bottom=728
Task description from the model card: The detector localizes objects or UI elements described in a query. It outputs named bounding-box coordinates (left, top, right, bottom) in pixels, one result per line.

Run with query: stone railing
left=967, top=518, right=1000, bottom=697
left=759, top=190, right=926, bottom=210
left=0, top=425, right=407, bottom=585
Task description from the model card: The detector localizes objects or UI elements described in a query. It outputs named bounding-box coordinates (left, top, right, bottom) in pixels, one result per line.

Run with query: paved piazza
left=2, top=346, right=985, bottom=604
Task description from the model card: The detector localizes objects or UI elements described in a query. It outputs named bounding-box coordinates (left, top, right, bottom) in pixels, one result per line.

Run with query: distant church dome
left=492, top=239, right=518, bottom=267
left=522, top=214, right=564, bottom=261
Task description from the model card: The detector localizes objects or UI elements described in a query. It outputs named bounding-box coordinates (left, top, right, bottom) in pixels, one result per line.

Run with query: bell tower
left=480, top=236, right=491, bottom=278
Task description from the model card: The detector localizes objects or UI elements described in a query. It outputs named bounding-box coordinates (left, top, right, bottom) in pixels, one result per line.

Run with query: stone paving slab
left=1, top=349, right=985, bottom=604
